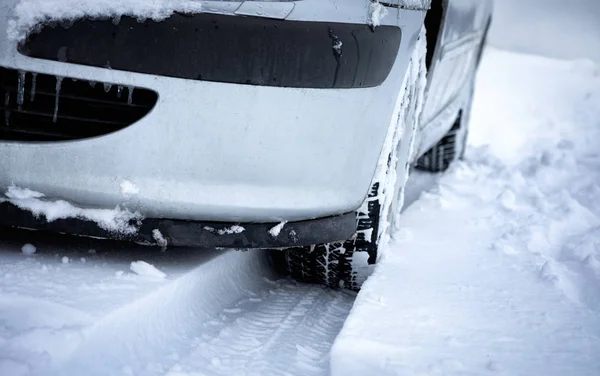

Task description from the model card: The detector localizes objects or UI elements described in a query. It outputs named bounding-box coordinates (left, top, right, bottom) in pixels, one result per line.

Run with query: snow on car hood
left=7, top=0, right=206, bottom=40
left=7, top=0, right=299, bottom=41
left=7, top=0, right=432, bottom=41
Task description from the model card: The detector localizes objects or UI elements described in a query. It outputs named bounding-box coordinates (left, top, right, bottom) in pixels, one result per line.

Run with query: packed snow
left=130, top=260, right=167, bottom=279
left=3, top=185, right=143, bottom=235
left=7, top=0, right=204, bottom=40
left=0, top=234, right=354, bottom=376
left=332, top=48, right=600, bottom=376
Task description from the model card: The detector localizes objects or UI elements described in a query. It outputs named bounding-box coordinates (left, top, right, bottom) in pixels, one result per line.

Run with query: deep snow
left=332, top=48, right=600, bottom=376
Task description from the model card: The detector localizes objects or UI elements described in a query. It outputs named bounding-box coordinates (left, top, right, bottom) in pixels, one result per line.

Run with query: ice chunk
left=21, top=243, right=36, bottom=255
left=61, top=256, right=69, bottom=264
left=152, top=229, right=168, bottom=250
left=30, top=72, right=37, bottom=101
left=269, top=221, right=287, bottom=237
left=17, top=71, right=26, bottom=110
left=130, top=261, right=166, bottom=280
left=4, top=93, right=10, bottom=126
left=127, top=86, right=134, bottom=105
left=53, top=76, right=63, bottom=123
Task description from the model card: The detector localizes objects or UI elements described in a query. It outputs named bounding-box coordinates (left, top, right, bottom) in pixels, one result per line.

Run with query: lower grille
left=0, top=67, right=158, bottom=141
left=18, top=14, right=401, bottom=89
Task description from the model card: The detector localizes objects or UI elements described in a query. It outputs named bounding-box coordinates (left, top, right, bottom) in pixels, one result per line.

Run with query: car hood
left=4, top=0, right=429, bottom=42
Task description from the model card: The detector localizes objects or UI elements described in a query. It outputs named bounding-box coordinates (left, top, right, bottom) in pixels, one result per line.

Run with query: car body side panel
left=0, top=1, right=427, bottom=223
left=412, top=0, right=493, bottom=160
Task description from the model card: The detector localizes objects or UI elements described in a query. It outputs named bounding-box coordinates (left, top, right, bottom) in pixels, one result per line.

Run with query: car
left=0, top=0, right=493, bottom=289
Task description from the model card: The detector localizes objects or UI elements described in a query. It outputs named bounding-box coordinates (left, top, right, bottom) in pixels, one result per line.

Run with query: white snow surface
left=130, top=260, right=167, bottom=279
left=0, top=235, right=354, bottom=376
left=119, top=180, right=140, bottom=198
left=332, top=48, right=600, bottom=376
left=3, top=185, right=142, bottom=235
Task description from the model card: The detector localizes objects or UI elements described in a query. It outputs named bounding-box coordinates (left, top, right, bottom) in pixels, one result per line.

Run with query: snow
left=20, top=244, right=36, bottom=255
left=61, top=256, right=69, bottom=264
left=216, top=225, right=245, bottom=235
left=130, top=260, right=167, bottom=279
left=0, top=232, right=354, bottom=375
left=203, top=225, right=245, bottom=236
left=8, top=0, right=204, bottom=41
left=5, top=186, right=43, bottom=200
left=120, top=180, right=140, bottom=198
left=3, top=185, right=143, bottom=235
left=268, top=221, right=287, bottom=237
left=369, top=1, right=389, bottom=28
left=152, top=229, right=168, bottom=250
left=331, top=48, right=600, bottom=376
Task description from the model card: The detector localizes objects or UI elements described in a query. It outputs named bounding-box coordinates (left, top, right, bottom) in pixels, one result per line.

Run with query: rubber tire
left=414, top=113, right=465, bottom=173
left=415, top=17, right=490, bottom=173
left=273, top=181, right=383, bottom=291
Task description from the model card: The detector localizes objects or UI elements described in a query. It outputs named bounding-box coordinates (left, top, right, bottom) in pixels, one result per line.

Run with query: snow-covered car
left=0, top=0, right=493, bottom=289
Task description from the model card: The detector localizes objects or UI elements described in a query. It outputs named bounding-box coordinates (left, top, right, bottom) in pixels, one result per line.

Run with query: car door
left=415, top=0, right=493, bottom=155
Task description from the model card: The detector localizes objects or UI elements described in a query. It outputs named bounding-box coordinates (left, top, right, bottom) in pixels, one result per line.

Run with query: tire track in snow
left=166, top=281, right=355, bottom=376
left=29, top=247, right=355, bottom=376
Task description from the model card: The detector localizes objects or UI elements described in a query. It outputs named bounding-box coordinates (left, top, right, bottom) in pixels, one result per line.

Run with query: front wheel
left=270, top=28, right=428, bottom=291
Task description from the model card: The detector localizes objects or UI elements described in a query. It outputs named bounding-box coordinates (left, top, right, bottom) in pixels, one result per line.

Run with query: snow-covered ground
left=0, top=232, right=354, bottom=376
left=332, top=48, right=600, bottom=376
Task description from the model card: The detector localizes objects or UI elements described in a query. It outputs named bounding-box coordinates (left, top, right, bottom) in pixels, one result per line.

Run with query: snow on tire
left=272, top=28, right=429, bottom=291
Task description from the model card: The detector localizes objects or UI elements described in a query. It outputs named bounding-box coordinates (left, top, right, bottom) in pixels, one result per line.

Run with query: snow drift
left=331, top=48, right=600, bottom=376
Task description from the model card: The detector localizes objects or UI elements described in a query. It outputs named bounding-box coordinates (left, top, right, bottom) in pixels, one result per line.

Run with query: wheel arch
left=424, top=0, right=447, bottom=70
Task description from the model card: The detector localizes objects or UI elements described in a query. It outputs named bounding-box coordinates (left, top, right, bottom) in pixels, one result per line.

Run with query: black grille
left=18, top=14, right=402, bottom=89
left=0, top=67, right=158, bottom=141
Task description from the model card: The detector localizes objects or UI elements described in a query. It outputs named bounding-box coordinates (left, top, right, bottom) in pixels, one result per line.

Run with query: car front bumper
left=0, top=200, right=357, bottom=248
left=0, top=0, right=426, bottom=225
